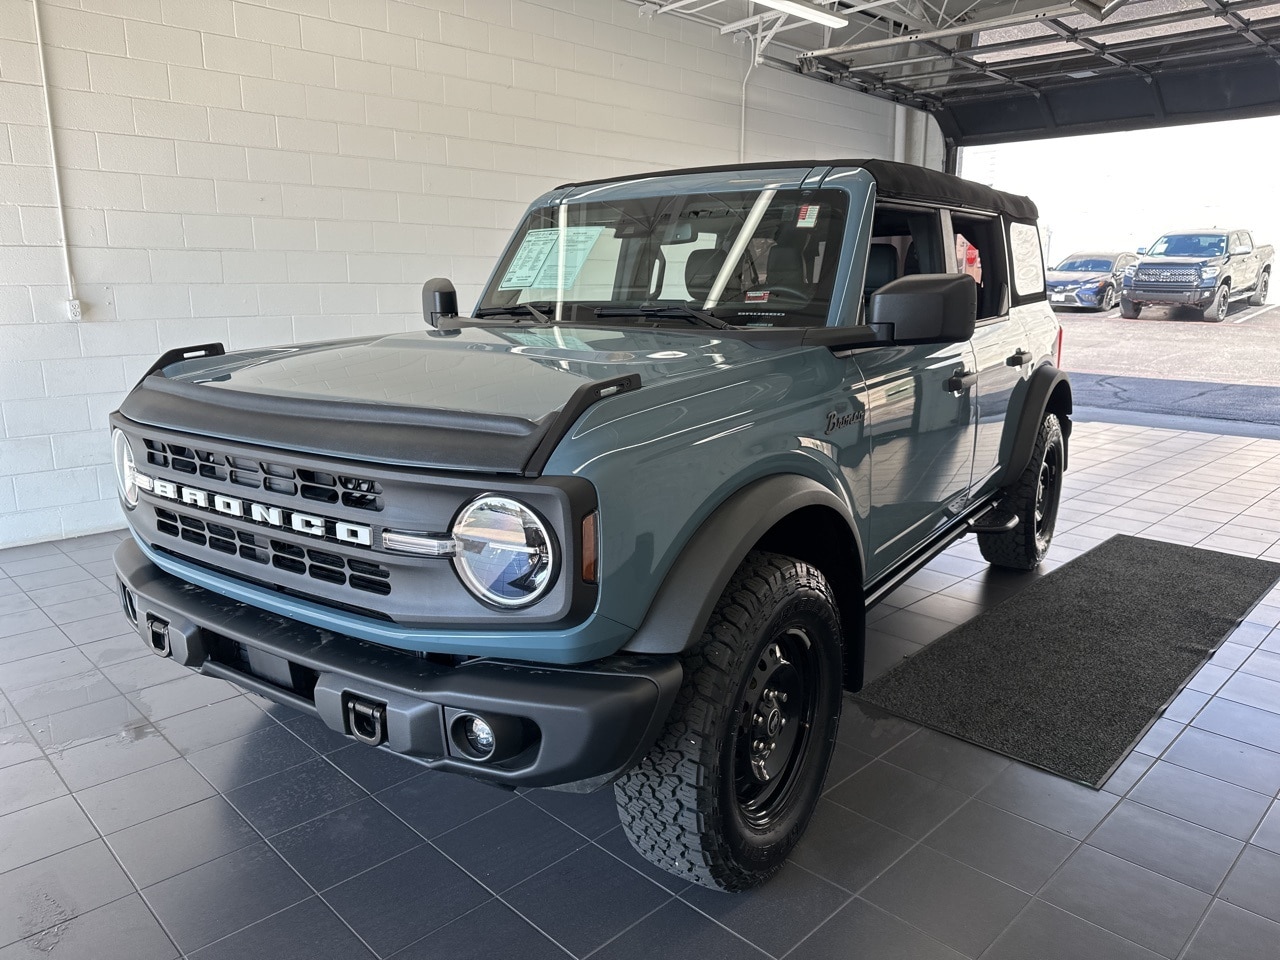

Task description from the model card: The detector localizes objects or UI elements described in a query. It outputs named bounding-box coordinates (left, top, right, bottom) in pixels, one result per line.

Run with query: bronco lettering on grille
left=144, top=475, right=372, bottom=546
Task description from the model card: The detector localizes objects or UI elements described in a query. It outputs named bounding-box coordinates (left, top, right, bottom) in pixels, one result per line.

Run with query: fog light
left=464, top=716, right=494, bottom=755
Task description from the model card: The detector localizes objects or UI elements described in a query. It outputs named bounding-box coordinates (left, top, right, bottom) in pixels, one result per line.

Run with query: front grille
left=155, top=506, right=392, bottom=597
left=1135, top=267, right=1199, bottom=283
left=142, top=436, right=384, bottom=512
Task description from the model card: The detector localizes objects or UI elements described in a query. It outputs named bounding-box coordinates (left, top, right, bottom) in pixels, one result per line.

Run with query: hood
left=1046, top=270, right=1109, bottom=285
left=118, top=326, right=766, bottom=475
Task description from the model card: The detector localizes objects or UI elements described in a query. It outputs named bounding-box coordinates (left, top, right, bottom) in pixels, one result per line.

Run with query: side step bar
left=967, top=508, right=1019, bottom=535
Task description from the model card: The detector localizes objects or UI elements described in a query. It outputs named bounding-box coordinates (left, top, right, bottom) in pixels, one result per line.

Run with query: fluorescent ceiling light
left=755, top=0, right=848, bottom=29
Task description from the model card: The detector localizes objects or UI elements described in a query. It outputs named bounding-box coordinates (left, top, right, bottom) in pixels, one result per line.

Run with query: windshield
left=477, top=187, right=850, bottom=328
left=1148, top=234, right=1226, bottom=257
left=1054, top=256, right=1113, bottom=273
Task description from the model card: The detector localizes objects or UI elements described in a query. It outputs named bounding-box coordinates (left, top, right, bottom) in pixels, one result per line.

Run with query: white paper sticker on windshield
left=498, top=226, right=605, bottom=290
left=796, top=204, right=820, bottom=229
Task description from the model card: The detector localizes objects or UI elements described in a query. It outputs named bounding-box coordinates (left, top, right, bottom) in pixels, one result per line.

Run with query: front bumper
left=114, top=539, right=681, bottom=790
left=1048, top=288, right=1102, bottom=307
left=1125, top=285, right=1215, bottom=306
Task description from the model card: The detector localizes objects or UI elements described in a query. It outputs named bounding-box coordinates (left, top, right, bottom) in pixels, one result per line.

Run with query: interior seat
left=864, top=242, right=900, bottom=298
left=685, top=248, right=735, bottom=303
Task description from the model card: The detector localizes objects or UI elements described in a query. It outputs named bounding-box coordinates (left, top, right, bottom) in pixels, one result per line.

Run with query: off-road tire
left=1249, top=270, right=1270, bottom=307
left=979, top=414, right=1064, bottom=570
left=1119, top=296, right=1141, bottom=319
left=613, top=551, right=843, bottom=892
left=1204, top=283, right=1229, bottom=322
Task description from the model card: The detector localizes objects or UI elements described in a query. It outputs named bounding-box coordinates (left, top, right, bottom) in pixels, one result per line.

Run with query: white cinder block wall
left=0, top=0, right=929, bottom=547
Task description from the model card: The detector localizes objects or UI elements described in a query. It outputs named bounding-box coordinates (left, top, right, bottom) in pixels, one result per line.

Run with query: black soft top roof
left=557, top=158, right=1038, bottom=222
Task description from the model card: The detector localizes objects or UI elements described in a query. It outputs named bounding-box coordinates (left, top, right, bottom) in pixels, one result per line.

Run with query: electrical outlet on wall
left=67, top=299, right=82, bottom=320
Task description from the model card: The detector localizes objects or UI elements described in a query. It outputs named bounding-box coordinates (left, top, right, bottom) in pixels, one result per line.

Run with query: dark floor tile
left=99, top=654, right=191, bottom=694
left=503, top=845, right=670, bottom=957
left=125, top=673, right=240, bottom=722
left=0, top=759, right=67, bottom=817
left=1209, top=641, right=1253, bottom=671
left=1217, top=672, right=1280, bottom=714
left=822, top=741, right=875, bottom=792
left=0, top=796, right=99, bottom=873
left=1133, top=717, right=1185, bottom=756
left=1101, top=749, right=1156, bottom=797
left=980, top=899, right=1166, bottom=960
left=881, top=727, right=1011, bottom=795
left=323, top=845, right=491, bottom=957
left=280, top=713, right=352, bottom=754
left=108, top=796, right=259, bottom=889
left=874, top=608, right=957, bottom=645
left=375, top=770, right=513, bottom=840
left=0, top=649, right=95, bottom=692
left=1161, top=687, right=1211, bottom=725
left=0, top=894, right=178, bottom=960
left=0, top=725, right=40, bottom=771
left=77, top=757, right=216, bottom=834
left=594, top=898, right=769, bottom=960
left=0, top=627, right=71, bottom=665
left=1128, top=760, right=1272, bottom=841
left=1164, top=726, right=1280, bottom=795
left=0, top=841, right=132, bottom=948
left=1182, top=899, right=1280, bottom=960
left=680, top=862, right=849, bottom=956
left=826, top=759, right=969, bottom=839
left=0, top=555, right=74, bottom=580
left=1089, top=800, right=1244, bottom=893
left=924, top=799, right=1078, bottom=893
left=861, top=845, right=1028, bottom=957
left=836, top=698, right=918, bottom=757
left=392, top=899, right=571, bottom=960
left=225, top=756, right=367, bottom=837
left=143, top=842, right=310, bottom=953
left=1186, top=664, right=1233, bottom=696
left=1242, top=648, right=1280, bottom=683
left=1218, top=844, right=1280, bottom=923
left=154, top=697, right=276, bottom=755
left=594, top=825, right=694, bottom=894
left=42, top=594, right=121, bottom=627
left=325, top=742, right=426, bottom=793
left=976, top=762, right=1118, bottom=839
left=23, top=578, right=110, bottom=609
left=1254, top=803, right=1280, bottom=855
left=0, top=695, right=15, bottom=728
left=189, top=897, right=374, bottom=960
left=10, top=563, right=95, bottom=592
left=1191, top=697, right=1280, bottom=754
left=47, top=723, right=177, bottom=791
left=788, top=897, right=967, bottom=960
left=77, top=633, right=148, bottom=668
left=789, top=799, right=914, bottom=893
left=6, top=670, right=120, bottom=721
left=29, top=694, right=147, bottom=751
left=0, top=610, right=55, bottom=642
left=523, top=784, right=621, bottom=839
left=272, top=797, right=423, bottom=891
left=59, top=614, right=135, bottom=646
left=863, top=631, right=926, bottom=684
left=186, top=723, right=318, bottom=791
left=434, top=796, right=585, bottom=894
left=1038, top=844, right=1209, bottom=958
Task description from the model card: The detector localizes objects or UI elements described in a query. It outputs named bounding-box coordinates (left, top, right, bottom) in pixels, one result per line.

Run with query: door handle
left=1006, top=349, right=1033, bottom=367
left=946, top=370, right=977, bottom=392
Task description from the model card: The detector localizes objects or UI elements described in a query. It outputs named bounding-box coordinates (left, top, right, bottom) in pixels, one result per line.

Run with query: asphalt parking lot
left=1054, top=299, right=1280, bottom=436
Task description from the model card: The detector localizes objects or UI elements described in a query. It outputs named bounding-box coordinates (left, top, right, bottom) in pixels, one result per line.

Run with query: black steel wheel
left=614, top=552, right=843, bottom=891
left=1119, top=296, right=1141, bottom=319
left=979, top=414, right=1064, bottom=570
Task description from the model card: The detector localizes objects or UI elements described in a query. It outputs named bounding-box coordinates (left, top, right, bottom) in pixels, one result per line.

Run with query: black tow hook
left=145, top=615, right=171, bottom=657
left=345, top=697, right=387, bottom=746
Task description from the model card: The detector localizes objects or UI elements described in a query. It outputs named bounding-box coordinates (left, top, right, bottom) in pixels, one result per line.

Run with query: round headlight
left=112, top=429, right=138, bottom=508
left=451, top=496, right=557, bottom=608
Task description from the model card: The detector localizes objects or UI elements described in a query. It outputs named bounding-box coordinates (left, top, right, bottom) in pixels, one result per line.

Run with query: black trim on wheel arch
left=621, top=475, right=863, bottom=658
left=993, top=364, right=1073, bottom=490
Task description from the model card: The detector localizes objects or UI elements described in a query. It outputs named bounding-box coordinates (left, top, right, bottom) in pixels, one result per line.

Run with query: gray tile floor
left=3, top=419, right=1280, bottom=959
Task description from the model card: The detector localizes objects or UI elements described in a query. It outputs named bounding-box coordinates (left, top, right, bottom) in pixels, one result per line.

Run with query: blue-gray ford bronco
left=111, top=159, right=1071, bottom=891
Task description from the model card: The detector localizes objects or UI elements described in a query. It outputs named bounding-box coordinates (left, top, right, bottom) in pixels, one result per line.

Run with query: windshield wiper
left=472, top=303, right=553, bottom=324
left=594, top=304, right=731, bottom=329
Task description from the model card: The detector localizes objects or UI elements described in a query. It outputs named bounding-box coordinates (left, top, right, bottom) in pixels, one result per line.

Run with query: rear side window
left=951, top=212, right=1008, bottom=320
left=1008, top=221, right=1045, bottom=300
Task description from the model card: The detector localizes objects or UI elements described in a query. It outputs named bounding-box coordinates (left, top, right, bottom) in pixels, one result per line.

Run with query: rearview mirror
left=869, top=274, right=977, bottom=345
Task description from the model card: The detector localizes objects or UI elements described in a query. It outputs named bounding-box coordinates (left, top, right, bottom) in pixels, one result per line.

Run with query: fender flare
left=992, top=364, right=1073, bottom=490
left=621, top=474, right=863, bottom=656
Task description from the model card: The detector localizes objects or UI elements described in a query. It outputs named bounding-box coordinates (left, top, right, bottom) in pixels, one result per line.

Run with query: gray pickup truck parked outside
left=1121, top=228, right=1273, bottom=321
left=110, top=159, right=1070, bottom=891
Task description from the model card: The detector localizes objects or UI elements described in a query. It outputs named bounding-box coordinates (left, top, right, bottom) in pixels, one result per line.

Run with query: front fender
left=621, top=474, right=861, bottom=655
left=993, top=364, right=1072, bottom=490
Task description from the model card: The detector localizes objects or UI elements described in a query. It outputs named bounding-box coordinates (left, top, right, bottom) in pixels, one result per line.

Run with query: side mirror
left=869, top=274, right=977, bottom=345
left=1136, top=247, right=1147, bottom=255
left=422, top=277, right=458, bottom=327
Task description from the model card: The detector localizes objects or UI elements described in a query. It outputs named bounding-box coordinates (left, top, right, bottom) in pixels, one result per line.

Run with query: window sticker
left=796, top=204, right=820, bottom=229
left=498, top=226, right=605, bottom=290
left=745, top=290, right=770, bottom=303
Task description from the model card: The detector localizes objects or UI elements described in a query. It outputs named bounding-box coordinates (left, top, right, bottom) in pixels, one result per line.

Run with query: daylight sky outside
left=958, top=115, right=1280, bottom=272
